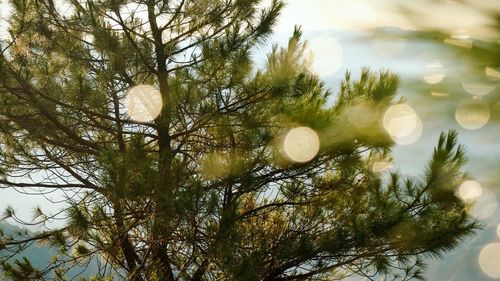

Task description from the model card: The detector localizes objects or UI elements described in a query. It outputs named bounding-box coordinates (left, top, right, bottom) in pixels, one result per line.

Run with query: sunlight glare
left=455, top=99, right=490, bottom=130
left=283, top=127, right=320, bottom=163
left=125, top=85, right=163, bottom=122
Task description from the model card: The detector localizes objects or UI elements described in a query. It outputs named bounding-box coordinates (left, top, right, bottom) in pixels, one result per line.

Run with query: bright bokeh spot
left=497, top=224, right=500, bottom=239
left=125, top=85, right=163, bottom=122
left=458, top=181, right=497, bottom=220
left=479, top=243, right=500, bottom=279
left=308, top=36, right=343, bottom=77
left=283, top=127, right=320, bottom=163
left=471, top=188, right=497, bottom=220
left=455, top=99, right=490, bottom=130
left=383, top=104, right=421, bottom=144
left=424, top=61, right=446, bottom=84
left=458, top=180, right=483, bottom=201
left=391, top=117, right=423, bottom=145
left=461, top=81, right=496, bottom=96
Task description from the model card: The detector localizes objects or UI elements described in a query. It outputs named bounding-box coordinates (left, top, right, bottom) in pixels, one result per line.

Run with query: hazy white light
left=383, top=104, right=418, bottom=138
left=455, top=99, right=490, bottom=130
left=372, top=160, right=393, bottom=173
left=471, top=188, right=497, bottom=220
left=82, top=33, right=94, bottom=45
left=337, top=1, right=378, bottom=31
left=120, top=2, right=149, bottom=23
left=0, top=0, right=12, bottom=20
left=103, top=3, right=149, bottom=32
left=497, top=224, right=500, bottom=239
left=54, top=0, right=76, bottom=18
left=424, top=62, right=445, bottom=84
left=458, top=180, right=482, bottom=201
left=125, top=85, right=163, bottom=122
left=0, top=0, right=12, bottom=42
left=479, top=243, right=500, bottom=279
left=283, top=127, right=320, bottom=163
left=308, top=36, right=343, bottom=77
left=0, top=21, right=8, bottom=42
left=462, top=81, right=496, bottom=96
left=270, top=0, right=384, bottom=33
left=391, top=117, right=423, bottom=145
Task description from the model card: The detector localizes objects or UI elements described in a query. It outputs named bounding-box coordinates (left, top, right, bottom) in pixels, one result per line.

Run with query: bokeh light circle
left=471, top=188, right=497, bottom=220
left=479, top=243, right=500, bottom=279
left=283, top=127, right=320, bottom=163
left=391, top=117, right=423, bottom=146
left=308, top=36, right=343, bottom=77
left=424, top=61, right=445, bottom=84
left=125, top=85, right=163, bottom=122
left=462, top=81, right=496, bottom=96
left=458, top=180, right=483, bottom=201
left=455, top=99, right=490, bottom=130
left=383, top=104, right=419, bottom=140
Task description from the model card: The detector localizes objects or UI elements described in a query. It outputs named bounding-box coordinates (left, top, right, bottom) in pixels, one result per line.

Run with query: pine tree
left=0, top=0, right=477, bottom=280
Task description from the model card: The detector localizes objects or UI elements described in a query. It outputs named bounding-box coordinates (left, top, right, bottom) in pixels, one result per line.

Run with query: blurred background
left=255, top=0, right=500, bottom=280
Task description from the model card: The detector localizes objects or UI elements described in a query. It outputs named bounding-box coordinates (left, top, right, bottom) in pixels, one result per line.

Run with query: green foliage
left=0, top=0, right=478, bottom=280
